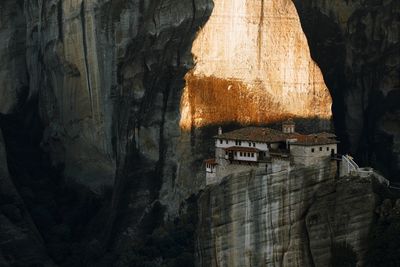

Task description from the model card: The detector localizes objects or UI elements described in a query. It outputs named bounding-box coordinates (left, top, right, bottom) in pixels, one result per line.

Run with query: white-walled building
left=205, top=119, right=339, bottom=185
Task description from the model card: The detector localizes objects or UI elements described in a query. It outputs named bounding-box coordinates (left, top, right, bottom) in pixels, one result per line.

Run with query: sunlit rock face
left=181, top=0, right=332, bottom=130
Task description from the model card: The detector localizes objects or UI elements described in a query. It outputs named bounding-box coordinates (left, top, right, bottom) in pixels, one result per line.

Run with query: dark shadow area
left=117, top=195, right=198, bottom=267
left=0, top=104, right=114, bottom=267
left=331, top=242, right=357, bottom=267
left=293, top=0, right=400, bottom=182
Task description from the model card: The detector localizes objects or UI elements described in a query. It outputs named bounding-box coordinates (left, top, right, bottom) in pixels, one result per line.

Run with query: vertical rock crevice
left=80, top=0, right=94, bottom=115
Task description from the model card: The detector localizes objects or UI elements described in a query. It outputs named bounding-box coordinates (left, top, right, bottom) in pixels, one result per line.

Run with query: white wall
left=233, top=151, right=258, bottom=162
left=206, top=164, right=217, bottom=173
left=216, top=139, right=269, bottom=151
left=215, top=139, right=236, bottom=148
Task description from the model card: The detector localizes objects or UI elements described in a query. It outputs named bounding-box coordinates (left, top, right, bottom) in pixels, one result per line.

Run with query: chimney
left=218, top=126, right=222, bottom=135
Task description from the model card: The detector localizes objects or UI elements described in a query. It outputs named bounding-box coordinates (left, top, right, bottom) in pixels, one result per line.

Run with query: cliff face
left=0, top=0, right=398, bottom=265
left=23, top=0, right=211, bottom=193
left=0, top=128, right=54, bottom=266
left=0, top=0, right=28, bottom=114
left=197, top=163, right=378, bottom=266
left=180, top=0, right=332, bottom=130
left=0, top=0, right=213, bottom=265
left=293, top=0, right=400, bottom=180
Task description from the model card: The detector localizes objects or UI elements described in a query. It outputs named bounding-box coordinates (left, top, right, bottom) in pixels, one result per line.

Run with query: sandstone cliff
left=181, top=0, right=332, bottom=130
left=197, top=162, right=378, bottom=266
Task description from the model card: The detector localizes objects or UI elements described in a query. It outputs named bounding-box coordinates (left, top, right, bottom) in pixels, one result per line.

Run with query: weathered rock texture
left=180, top=0, right=332, bottom=130
left=0, top=0, right=398, bottom=265
left=197, top=162, right=378, bottom=266
left=1, top=0, right=214, bottom=264
left=293, top=0, right=400, bottom=180
left=0, top=0, right=28, bottom=114
left=0, top=128, right=54, bottom=267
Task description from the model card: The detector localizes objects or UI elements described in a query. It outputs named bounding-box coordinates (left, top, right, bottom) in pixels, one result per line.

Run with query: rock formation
left=181, top=0, right=332, bottom=130
left=0, top=0, right=28, bottom=114
left=1, top=0, right=214, bottom=265
left=0, top=128, right=54, bottom=267
left=197, top=162, right=378, bottom=266
left=293, top=0, right=400, bottom=180
left=0, top=0, right=397, bottom=266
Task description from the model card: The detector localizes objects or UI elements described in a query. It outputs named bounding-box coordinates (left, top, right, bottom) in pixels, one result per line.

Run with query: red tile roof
left=282, top=118, right=295, bottom=125
left=215, top=127, right=338, bottom=146
left=290, top=135, right=339, bottom=146
left=215, top=127, right=301, bottom=143
left=204, top=158, right=217, bottom=165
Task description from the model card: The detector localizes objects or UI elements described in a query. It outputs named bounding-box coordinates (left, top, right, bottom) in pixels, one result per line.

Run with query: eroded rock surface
left=0, top=128, right=54, bottom=267
left=0, top=0, right=28, bottom=114
left=181, top=0, right=332, bottom=130
left=294, top=0, right=400, bottom=180
left=197, top=162, right=378, bottom=266
left=0, top=0, right=398, bottom=265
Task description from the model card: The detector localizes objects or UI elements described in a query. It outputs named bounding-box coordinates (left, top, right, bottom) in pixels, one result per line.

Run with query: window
left=239, top=141, right=242, bottom=146
left=320, top=147, right=322, bottom=151
left=253, top=143, right=256, bottom=147
left=251, top=153, right=254, bottom=157
left=240, top=152, right=242, bottom=156
left=225, top=151, right=228, bottom=155
left=235, top=152, right=237, bottom=156
left=220, top=139, right=223, bottom=144
left=327, top=147, right=329, bottom=151
left=311, top=148, right=315, bottom=153
left=249, top=142, right=251, bottom=147
left=226, top=140, right=228, bottom=144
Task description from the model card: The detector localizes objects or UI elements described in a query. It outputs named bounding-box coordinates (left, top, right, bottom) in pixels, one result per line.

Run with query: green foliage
left=331, top=242, right=357, bottom=267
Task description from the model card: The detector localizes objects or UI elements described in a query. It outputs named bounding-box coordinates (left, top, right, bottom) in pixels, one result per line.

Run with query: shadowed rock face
left=0, top=128, right=54, bottom=267
left=293, top=0, right=400, bottom=180
left=0, top=0, right=213, bottom=265
left=0, top=0, right=28, bottom=114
